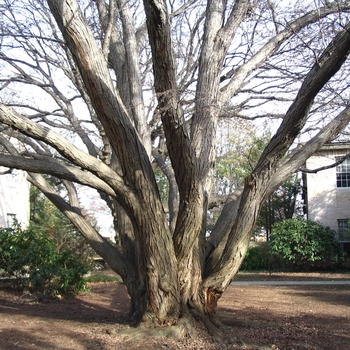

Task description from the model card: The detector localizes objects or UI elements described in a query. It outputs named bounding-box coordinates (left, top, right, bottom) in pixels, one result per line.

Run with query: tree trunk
left=3, top=0, right=350, bottom=334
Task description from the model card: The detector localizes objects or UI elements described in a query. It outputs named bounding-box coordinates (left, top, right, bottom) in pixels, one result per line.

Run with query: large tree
left=1, top=0, right=350, bottom=333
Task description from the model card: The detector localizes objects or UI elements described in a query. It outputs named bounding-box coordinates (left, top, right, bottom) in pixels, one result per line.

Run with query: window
left=338, top=219, right=350, bottom=241
left=336, top=158, right=350, bottom=187
left=5, top=169, right=18, bottom=189
left=6, top=213, right=16, bottom=228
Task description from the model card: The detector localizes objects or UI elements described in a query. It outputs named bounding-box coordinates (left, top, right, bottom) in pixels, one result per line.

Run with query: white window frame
left=6, top=213, right=17, bottom=228
left=338, top=219, right=350, bottom=242
left=336, top=158, right=350, bottom=188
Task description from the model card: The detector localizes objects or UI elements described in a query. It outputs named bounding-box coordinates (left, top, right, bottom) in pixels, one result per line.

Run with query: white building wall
left=0, top=167, right=30, bottom=228
left=306, top=147, right=350, bottom=239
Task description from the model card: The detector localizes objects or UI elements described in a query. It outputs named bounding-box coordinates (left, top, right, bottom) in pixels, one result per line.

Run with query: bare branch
left=301, top=153, right=350, bottom=173
left=220, top=3, right=350, bottom=104
left=0, top=154, right=117, bottom=197
left=0, top=104, right=127, bottom=194
left=28, top=172, right=134, bottom=281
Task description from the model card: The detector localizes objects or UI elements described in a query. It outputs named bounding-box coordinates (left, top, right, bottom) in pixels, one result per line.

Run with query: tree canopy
left=1, top=0, right=350, bottom=332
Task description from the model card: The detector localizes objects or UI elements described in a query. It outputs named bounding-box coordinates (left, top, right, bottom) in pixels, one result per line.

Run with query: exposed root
left=189, top=306, right=225, bottom=340
left=113, top=300, right=232, bottom=344
left=105, top=313, right=251, bottom=349
left=107, top=316, right=197, bottom=342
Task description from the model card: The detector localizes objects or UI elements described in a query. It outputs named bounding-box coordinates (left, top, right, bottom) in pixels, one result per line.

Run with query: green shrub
left=240, top=243, right=285, bottom=271
left=241, top=246, right=268, bottom=270
left=30, top=186, right=95, bottom=263
left=0, top=225, right=89, bottom=296
left=270, top=218, right=344, bottom=270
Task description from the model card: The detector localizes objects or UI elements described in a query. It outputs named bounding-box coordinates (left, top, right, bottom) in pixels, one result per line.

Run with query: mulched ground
left=0, top=272, right=349, bottom=350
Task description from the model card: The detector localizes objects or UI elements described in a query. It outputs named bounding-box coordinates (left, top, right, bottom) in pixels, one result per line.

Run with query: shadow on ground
left=0, top=280, right=349, bottom=350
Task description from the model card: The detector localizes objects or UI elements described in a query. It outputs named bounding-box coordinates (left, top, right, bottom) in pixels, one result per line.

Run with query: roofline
left=320, top=141, right=350, bottom=151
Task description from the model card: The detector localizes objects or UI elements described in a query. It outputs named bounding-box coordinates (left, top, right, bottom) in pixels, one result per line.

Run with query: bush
left=270, top=218, right=344, bottom=270
left=240, top=243, right=285, bottom=271
left=0, top=225, right=89, bottom=296
left=241, top=245, right=268, bottom=270
left=30, top=186, right=95, bottom=263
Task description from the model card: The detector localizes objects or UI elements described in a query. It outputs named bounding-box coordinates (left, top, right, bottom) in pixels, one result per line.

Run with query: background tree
left=30, top=185, right=95, bottom=259
left=215, top=126, right=303, bottom=240
left=214, top=121, right=270, bottom=196
left=1, top=0, right=350, bottom=334
left=257, top=174, right=303, bottom=240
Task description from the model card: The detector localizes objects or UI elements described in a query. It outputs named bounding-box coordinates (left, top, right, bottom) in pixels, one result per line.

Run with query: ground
left=0, top=272, right=349, bottom=350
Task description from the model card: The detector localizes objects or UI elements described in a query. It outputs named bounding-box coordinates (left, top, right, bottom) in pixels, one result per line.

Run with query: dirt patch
left=0, top=273, right=349, bottom=350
